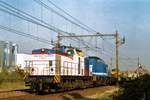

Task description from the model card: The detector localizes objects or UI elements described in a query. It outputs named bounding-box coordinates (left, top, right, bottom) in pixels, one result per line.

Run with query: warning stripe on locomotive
left=53, top=75, right=61, bottom=83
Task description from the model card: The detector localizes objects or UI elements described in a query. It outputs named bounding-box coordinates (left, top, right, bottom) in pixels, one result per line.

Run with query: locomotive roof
left=86, top=56, right=105, bottom=63
left=32, top=45, right=84, bottom=56
left=32, top=45, right=82, bottom=51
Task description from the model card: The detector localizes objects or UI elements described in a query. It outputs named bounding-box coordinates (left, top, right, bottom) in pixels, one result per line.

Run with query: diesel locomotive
left=24, top=45, right=116, bottom=92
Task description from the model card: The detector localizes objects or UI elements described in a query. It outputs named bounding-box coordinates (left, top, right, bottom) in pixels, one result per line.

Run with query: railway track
left=0, top=86, right=116, bottom=100
left=0, top=94, right=28, bottom=100
left=0, top=90, right=28, bottom=100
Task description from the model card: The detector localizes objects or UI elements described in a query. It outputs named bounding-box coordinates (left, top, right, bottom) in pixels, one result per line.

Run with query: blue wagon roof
left=86, top=56, right=105, bottom=63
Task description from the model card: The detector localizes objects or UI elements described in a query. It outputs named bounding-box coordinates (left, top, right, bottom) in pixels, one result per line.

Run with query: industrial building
left=0, top=40, right=18, bottom=70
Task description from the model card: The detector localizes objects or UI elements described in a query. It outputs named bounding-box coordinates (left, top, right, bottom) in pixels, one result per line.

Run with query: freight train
left=24, top=45, right=116, bottom=92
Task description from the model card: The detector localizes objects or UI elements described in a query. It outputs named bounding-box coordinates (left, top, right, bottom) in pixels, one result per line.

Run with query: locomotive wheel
left=35, top=83, right=43, bottom=94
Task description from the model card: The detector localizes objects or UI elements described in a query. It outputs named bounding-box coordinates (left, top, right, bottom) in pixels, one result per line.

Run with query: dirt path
left=0, top=86, right=116, bottom=100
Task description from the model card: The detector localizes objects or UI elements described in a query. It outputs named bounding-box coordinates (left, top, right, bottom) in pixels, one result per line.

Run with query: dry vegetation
left=0, top=68, right=26, bottom=89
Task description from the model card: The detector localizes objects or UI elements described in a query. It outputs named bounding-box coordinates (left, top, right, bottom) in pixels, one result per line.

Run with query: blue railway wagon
left=85, top=56, right=108, bottom=76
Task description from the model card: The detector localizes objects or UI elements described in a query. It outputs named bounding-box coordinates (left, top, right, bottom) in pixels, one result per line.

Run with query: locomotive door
left=55, top=54, right=61, bottom=75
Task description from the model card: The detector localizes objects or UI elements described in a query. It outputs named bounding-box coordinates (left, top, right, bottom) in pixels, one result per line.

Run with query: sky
left=0, top=0, right=149, bottom=70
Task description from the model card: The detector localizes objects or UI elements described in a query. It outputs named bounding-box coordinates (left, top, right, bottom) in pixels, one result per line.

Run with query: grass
left=0, top=68, right=26, bottom=90
left=0, top=81, right=26, bottom=90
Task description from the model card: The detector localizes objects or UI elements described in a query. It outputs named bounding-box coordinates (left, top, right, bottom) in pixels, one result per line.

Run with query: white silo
left=0, top=41, right=18, bottom=70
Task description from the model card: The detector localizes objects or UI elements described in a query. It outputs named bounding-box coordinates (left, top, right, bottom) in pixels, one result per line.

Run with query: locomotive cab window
left=67, top=50, right=74, bottom=55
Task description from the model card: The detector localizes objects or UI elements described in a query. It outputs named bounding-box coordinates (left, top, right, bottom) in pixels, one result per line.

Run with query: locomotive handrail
left=63, top=61, right=78, bottom=76
left=43, top=66, right=50, bottom=75
left=25, top=59, right=84, bottom=76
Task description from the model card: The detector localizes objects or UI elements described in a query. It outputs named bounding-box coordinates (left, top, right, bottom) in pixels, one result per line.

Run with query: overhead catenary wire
left=0, top=3, right=85, bottom=46
left=0, top=25, right=52, bottom=44
left=33, top=0, right=114, bottom=43
left=0, top=1, right=66, bottom=33
left=33, top=0, right=118, bottom=56
left=0, top=1, right=93, bottom=53
left=36, top=0, right=116, bottom=56
left=0, top=0, right=115, bottom=57
left=48, top=0, right=116, bottom=47
left=0, top=0, right=116, bottom=58
left=0, top=1, right=83, bottom=44
left=46, top=0, right=96, bottom=32
left=46, top=0, right=116, bottom=49
left=34, top=0, right=103, bottom=44
left=33, top=0, right=94, bottom=33
left=33, top=0, right=104, bottom=51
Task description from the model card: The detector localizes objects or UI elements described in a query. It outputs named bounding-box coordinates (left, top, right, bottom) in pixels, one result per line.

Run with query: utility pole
left=53, top=33, right=61, bottom=84
left=138, top=56, right=140, bottom=67
left=109, top=57, right=113, bottom=75
left=115, top=31, right=119, bottom=83
left=110, top=57, right=113, bottom=70
left=56, top=32, right=61, bottom=48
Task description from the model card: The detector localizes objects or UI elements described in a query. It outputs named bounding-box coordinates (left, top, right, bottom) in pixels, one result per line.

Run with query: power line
left=34, top=0, right=106, bottom=41
left=0, top=25, right=52, bottom=44
left=0, top=1, right=65, bottom=33
left=46, top=0, right=117, bottom=51
left=0, top=2, right=86, bottom=46
left=46, top=0, right=96, bottom=32
left=33, top=0, right=115, bottom=55
left=33, top=0, right=93, bottom=33
left=0, top=1, right=82, bottom=43
left=46, top=0, right=117, bottom=47
left=34, top=0, right=117, bottom=54
left=0, top=2, right=94, bottom=52
left=0, top=0, right=115, bottom=57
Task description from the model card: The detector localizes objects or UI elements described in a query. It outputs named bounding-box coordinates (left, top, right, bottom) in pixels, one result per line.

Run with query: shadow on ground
left=15, top=88, right=35, bottom=94
left=113, top=74, right=150, bottom=100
